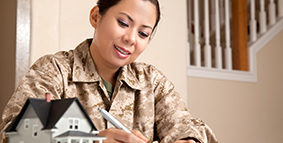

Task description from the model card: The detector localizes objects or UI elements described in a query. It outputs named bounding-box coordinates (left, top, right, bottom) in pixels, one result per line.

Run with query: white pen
left=98, top=108, right=131, bottom=133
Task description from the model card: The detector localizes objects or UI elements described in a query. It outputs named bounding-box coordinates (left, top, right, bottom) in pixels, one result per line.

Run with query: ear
left=89, top=6, right=101, bottom=28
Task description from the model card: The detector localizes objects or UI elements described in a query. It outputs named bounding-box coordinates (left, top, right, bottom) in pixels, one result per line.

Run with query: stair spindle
left=278, top=0, right=283, bottom=18
left=249, top=0, right=257, bottom=42
left=225, top=0, right=232, bottom=70
left=187, top=0, right=192, bottom=67
left=215, top=0, right=222, bottom=69
left=259, top=0, right=267, bottom=33
left=268, top=0, right=276, bottom=26
left=194, top=0, right=201, bottom=67
left=204, top=0, right=212, bottom=68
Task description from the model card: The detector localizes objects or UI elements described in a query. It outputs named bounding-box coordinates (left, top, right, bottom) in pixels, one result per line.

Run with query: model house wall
left=9, top=105, right=51, bottom=143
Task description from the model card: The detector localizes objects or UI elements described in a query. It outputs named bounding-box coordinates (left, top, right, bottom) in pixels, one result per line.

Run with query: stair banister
left=187, top=0, right=283, bottom=82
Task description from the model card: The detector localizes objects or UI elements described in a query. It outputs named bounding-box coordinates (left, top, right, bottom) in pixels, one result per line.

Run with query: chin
left=113, top=59, right=133, bottom=68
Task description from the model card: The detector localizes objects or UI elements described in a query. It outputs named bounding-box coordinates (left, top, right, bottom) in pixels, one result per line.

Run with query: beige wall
left=187, top=30, right=283, bottom=142
left=0, top=0, right=17, bottom=123
left=30, top=0, right=188, bottom=103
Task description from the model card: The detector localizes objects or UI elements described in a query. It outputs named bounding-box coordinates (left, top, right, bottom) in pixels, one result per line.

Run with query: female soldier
left=0, top=0, right=218, bottom=142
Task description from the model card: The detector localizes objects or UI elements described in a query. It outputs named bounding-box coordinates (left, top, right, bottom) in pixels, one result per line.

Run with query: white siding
left=52, top=102, right=93, bottom=138
left=9, top=118, right=51, bottom=143
left=21, top=105, right=37, bottom=119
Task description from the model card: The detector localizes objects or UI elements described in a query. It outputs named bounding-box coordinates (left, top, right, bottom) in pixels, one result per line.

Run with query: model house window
left=68, top=118, right=79, bottom=130
left=32, top=125, right=39, bottom=137
left=24, top=119, right=29, bottom=129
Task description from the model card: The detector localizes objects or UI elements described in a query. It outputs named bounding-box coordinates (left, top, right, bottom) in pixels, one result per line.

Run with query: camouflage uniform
left=0, top=39, right=218, bottom=143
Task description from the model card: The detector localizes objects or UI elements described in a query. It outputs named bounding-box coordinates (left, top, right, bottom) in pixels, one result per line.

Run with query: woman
left=0, top=0, right=218, bottom=142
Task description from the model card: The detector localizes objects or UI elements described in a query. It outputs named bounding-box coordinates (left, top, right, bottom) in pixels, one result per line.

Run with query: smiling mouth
left=114, top=45, right=130, bottom=55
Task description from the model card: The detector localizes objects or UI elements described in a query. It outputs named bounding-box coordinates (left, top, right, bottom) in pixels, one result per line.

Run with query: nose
left=123, top=28, right=136, bottom=46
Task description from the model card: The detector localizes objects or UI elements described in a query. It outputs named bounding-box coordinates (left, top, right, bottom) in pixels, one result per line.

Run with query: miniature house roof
left=5, top=97, right=97, bottom=132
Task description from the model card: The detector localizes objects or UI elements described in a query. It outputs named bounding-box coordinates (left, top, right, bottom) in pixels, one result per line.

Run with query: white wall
left=30, top=0, right=188, bottom=104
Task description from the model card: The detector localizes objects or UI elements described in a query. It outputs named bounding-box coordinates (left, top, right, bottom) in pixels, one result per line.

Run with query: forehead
left=105, top=0, right=157, bottom=27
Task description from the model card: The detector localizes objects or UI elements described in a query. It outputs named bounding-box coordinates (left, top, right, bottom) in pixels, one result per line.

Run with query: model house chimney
left=45, top=92, right=51, bottom=102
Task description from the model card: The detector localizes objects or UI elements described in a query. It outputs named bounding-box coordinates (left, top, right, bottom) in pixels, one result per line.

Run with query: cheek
left=97, top=26, right=115, bottom=41
left=96, top=20, right=121, bottom=42
left=139, top=45, right=147, bottom=54
left=135, top=43, right=148, bottom=56
left=95, top=29, right=118, bottom=51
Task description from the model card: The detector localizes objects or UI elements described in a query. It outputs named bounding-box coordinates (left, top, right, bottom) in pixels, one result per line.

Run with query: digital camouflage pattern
left=0, top=39, right=218, bottom=143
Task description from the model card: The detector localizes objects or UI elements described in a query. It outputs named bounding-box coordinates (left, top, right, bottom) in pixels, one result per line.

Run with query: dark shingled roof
left=5, top=97, right=97, bottom=132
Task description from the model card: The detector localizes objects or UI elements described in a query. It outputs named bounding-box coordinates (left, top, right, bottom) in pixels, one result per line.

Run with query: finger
left=98, top=128, right=146, bottom=143
left=98, top=129, right=124, bottom=143
left=131, top=130, right=148, bottom=142
left=116, top=130, right=146, bottom=143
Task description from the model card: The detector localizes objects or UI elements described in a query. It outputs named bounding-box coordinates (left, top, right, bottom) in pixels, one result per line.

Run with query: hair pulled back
left=96, top=0, right=161, bottom=33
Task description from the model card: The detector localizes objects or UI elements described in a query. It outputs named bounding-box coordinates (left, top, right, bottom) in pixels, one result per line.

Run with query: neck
left=89, top=43, right=120, bottom=86
left=97, top=64, right=120, bottom=86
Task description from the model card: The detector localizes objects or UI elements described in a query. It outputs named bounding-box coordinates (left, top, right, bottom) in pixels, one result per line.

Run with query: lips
left=114, top=45, right=130, bottom=55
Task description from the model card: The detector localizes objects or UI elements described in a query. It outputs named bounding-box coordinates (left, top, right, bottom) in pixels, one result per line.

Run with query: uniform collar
left=72, top=39, right=100, bottom=82
left=118, top=64, right=142, bottom=90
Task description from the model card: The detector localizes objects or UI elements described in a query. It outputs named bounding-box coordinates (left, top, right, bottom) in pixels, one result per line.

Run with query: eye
left=118, top=19, right=129, bottom=27
left=139, top=31, right=149, bottom=38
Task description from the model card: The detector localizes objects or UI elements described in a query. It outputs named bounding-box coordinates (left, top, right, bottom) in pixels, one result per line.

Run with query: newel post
left=231, top=0, right=249, bottom=71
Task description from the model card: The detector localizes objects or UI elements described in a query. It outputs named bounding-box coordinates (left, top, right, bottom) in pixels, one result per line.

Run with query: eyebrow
left=119, top=12, right=153, bottom=30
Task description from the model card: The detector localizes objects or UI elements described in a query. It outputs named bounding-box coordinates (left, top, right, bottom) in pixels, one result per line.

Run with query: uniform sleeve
left=154, top=74, right=218, bottom=143
left=0, top=55, right=65, bottom=142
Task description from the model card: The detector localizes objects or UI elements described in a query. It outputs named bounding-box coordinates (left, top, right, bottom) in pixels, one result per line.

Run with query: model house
left=5, top=94, right=106, bottom=143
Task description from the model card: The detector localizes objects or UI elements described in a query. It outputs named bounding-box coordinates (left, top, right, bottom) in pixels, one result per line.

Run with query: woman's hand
left=97, top=128, right=148, bottom=143
left=173, top=139, right=197, bottom=143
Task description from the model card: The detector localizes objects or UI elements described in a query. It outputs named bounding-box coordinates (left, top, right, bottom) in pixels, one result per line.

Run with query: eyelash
left=118, top=20, right=129, bottom=27
left=117, top=19, right=149, bottom=38
left=139, top=31, right=149, bottom=38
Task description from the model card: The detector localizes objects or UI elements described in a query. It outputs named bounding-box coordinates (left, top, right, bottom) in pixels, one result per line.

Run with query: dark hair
left=96, top=0, right=161, bottom=34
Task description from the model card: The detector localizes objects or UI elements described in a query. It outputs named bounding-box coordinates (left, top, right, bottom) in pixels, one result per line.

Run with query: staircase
left=187, top=0, right=283, bottom=82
